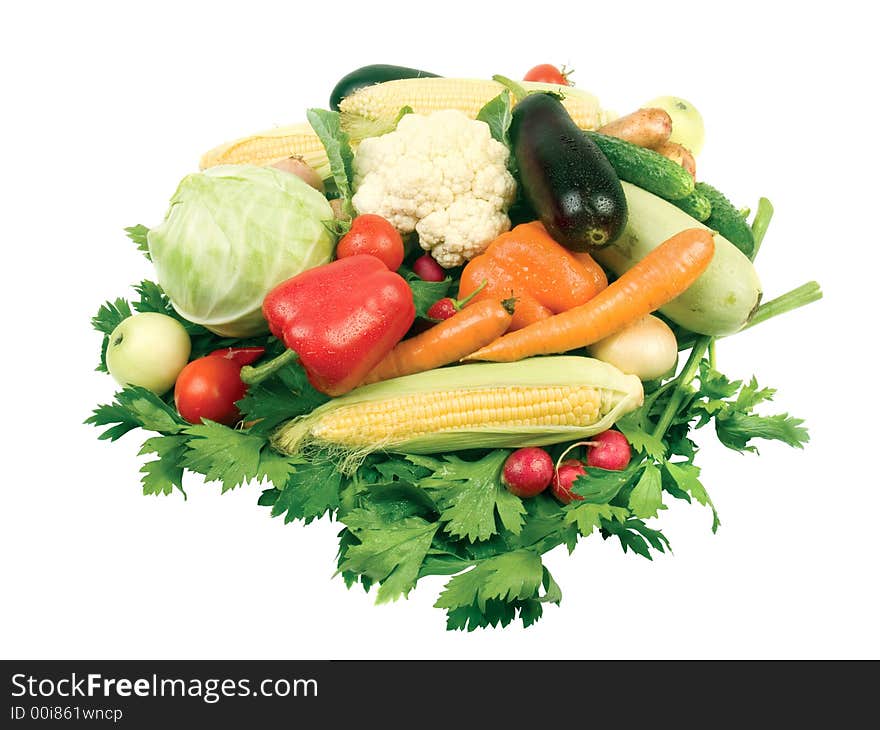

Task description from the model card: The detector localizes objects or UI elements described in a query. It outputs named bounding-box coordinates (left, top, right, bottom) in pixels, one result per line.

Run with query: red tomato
left=336, top=214, right=404, bottom=271
left=174, top=355, right=248, bottom=426
left=523, top=64, right=572, bottom=85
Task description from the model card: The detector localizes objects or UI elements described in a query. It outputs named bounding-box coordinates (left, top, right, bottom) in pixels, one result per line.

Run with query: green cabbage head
left=148, top=165, right=334, bottom=337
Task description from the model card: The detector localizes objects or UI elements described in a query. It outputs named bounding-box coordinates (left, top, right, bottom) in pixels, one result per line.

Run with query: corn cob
left=339, top=78, right=610, bottom=131
left=199, top=79, right=610, bottom=176
left=271, top=357, right=643, bottom=462
left=199, top=123, right=331, bottom=179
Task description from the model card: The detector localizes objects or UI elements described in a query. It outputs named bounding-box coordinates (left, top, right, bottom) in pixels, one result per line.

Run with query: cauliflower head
left=352, top=110, right=516, bottom=268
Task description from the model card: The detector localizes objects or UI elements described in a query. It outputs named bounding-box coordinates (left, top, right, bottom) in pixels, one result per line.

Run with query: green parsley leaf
left=698, top=363, right=742, bottom=399
left=616, top=412, right=667, bottom=460
left=268, top=459, right=342, bottom=524
left=715, top=412, right=809, bottom=453
left=182, top=422, right=265, bottom=492
left=400, top=267, right=453, bottom=319
left=338, top=513, right=440, bottom=603
left=336, top=526, right=374, bottom=593
left=664, top=461, right=719, bottom=532
left=373, top=457, right=432, bottom=484
left=692, top=363, right=811, bottom=453
left=601, top=518, right=671, bottom=560
left=435, top=549, right=553, bottom=631
left=628, top=464, right=665, bottom=519
left=254, top=449, right=298, bottom=490
left=571, top=461, right=642, bottom=504
left=86, top=386, right=187, bottom=440
left=124, top=224, right=151, bottom=260
left=437, top=550, right=543, bottom=610
left=422, top=450, right=526, bottom=542
left=138, top=435, right=188, bottom=497
left=357, top=482, right=438, bottom=523
left=92, top=298, right=132, bottom=335
left=563, top=502, right=628, bottom=538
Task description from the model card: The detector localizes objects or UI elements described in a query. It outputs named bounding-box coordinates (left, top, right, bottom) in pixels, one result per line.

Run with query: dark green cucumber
left=329, top=64, right=440, bottom=110
left=671, top=189, right=712, bottom=221
left=511, top=93, right=627, bottom=251
left=587, top=132, right=695, bottom=201
left=696, top=182, right=755, bottom=257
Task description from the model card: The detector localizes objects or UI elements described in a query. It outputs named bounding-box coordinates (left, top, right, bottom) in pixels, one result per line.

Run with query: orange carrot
left=361, top=298, right=514, bottom=384
left=465, top=228, right=714, bottom=363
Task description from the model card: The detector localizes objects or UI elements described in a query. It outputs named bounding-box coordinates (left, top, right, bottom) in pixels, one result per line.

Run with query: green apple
left=106, top=312, right=192, bottom=395
left=644, top=95, right=705, bottom=156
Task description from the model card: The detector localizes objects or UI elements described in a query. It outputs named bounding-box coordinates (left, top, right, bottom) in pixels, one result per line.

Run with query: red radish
left=413, top=254, right=446, bottom=282
left=502, top=447, right=554, bottom=498
left=551, top=459, right=586, bottom=504
left=587, top=430, right=631, bottom=470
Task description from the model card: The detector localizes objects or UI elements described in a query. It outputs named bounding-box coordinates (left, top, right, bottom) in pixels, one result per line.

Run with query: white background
left=2, top=0, right=878, bottom=659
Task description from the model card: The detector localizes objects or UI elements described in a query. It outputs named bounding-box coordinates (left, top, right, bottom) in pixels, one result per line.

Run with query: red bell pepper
left=241, top=255, right=415, bottom=396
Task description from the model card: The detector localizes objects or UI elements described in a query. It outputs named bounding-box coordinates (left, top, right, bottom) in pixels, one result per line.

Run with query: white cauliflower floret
left=352, top=110, right=516, bottom=268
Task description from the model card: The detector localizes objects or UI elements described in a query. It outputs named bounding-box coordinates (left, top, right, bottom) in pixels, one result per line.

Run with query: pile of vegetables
left=88, top=63, right=821, bottom=631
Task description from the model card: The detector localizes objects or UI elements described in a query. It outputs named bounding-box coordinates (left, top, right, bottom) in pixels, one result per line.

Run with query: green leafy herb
left=125, top=224, right=151, bottom=260
left=138, top=435, right=188, bottom=497
left=572, top=462, right=641, bottom=504
left=434, top=549, right=558, bottom=631
left=265, top=459, right=342, bottom=524
left=339, top=511, right=440, bottom=603
left=564, top=502, right=628, bottom=538
left=421, top=450, right=526, bottom=542
left=693, top=363, right=810, bottom=453
left=86, top=386, right=187, bottom=440
left=601, top=517, right=671, bottom=560
left=181, top=422, right=265, bottom=493
left=307, top=108, right=355, bottom=217
left=627, top=464, right=665, bottom=519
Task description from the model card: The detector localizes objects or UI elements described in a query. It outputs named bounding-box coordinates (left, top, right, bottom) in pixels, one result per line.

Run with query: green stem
left=741, top=281, right=823, bottom=331
left=492, top=74, right=529, bottom=103
left=708, top=339, right=717, bottom=369
left=456, top=279, right=488, bottom=308
left=749, top=197, right=774, bottom=261
left=652, top=335, right=712, bottom=441
left=240, top=348, right=299, bottom=386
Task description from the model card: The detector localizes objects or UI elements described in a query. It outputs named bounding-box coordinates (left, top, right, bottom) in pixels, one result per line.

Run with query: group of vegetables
left=89, top=63, right=821, bottom=630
